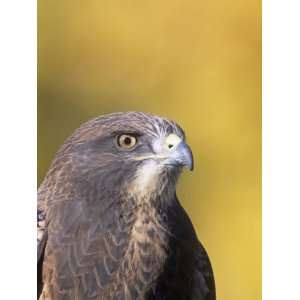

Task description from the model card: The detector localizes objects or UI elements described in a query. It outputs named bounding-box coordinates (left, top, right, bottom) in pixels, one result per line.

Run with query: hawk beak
left=148, top=134, right=194, bottom=171
left=163, top=134, right=194, bottom=171
left=173, top=141, right=194, bottom=171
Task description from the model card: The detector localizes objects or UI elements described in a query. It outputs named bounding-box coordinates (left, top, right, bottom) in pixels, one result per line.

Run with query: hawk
left=37, top=112, right=215, bottom=300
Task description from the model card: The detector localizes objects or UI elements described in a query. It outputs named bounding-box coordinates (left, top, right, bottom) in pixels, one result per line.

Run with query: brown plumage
left=37, top=112, right=215, bottom=300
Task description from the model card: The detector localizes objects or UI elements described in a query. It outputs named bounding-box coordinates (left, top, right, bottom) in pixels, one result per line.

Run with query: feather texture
left=38, top=112, right=215, bottom=300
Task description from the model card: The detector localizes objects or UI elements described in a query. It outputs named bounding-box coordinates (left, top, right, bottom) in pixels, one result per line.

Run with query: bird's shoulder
left=168, top=196, right=216, bottom=300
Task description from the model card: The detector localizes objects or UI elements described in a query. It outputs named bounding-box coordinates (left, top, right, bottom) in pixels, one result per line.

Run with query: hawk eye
left=117, top=134, right=137, bottom=149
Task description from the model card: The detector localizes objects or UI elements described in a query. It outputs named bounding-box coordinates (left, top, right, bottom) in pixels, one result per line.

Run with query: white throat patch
left=129, top=160, right=160, bottom=198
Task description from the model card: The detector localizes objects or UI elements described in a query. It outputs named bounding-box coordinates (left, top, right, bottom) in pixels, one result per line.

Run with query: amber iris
left=117, top=134, right=137, bottom=149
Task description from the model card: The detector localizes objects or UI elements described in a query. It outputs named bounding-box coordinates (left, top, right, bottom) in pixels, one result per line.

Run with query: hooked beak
left=174, top=141, right=194, bottom=171
left=164, top=134, right=194, bottom=171
left=136, top=133, right=194, bottom=171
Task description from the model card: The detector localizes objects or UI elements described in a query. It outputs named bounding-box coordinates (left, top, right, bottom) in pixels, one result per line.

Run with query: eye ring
left=117, top=134, right=138, bottom=150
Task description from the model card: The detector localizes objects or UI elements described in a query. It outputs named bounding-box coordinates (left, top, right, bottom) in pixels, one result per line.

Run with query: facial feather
left=128, top=160, right=161, bottom=199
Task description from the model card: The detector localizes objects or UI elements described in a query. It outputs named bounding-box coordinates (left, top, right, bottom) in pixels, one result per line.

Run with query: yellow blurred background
left=38, top=1, right=261, bottom=299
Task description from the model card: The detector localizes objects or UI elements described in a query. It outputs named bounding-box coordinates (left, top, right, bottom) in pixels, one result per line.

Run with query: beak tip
left=176, top=141, right=194, bottom=171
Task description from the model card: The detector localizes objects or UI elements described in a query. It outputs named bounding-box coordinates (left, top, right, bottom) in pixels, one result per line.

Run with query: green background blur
left=38, top=1, right=261, bottom=299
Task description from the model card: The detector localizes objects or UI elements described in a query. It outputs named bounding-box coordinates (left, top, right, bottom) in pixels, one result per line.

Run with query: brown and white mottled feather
left=37, top=112, right=215, bottom=300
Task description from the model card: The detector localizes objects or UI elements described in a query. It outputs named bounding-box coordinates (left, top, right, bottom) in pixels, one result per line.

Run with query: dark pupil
left=124, top=137, right=132, bottom=145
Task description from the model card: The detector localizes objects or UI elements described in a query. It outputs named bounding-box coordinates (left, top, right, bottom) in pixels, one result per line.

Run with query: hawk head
left=46, top=112, right=193, bottom=202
